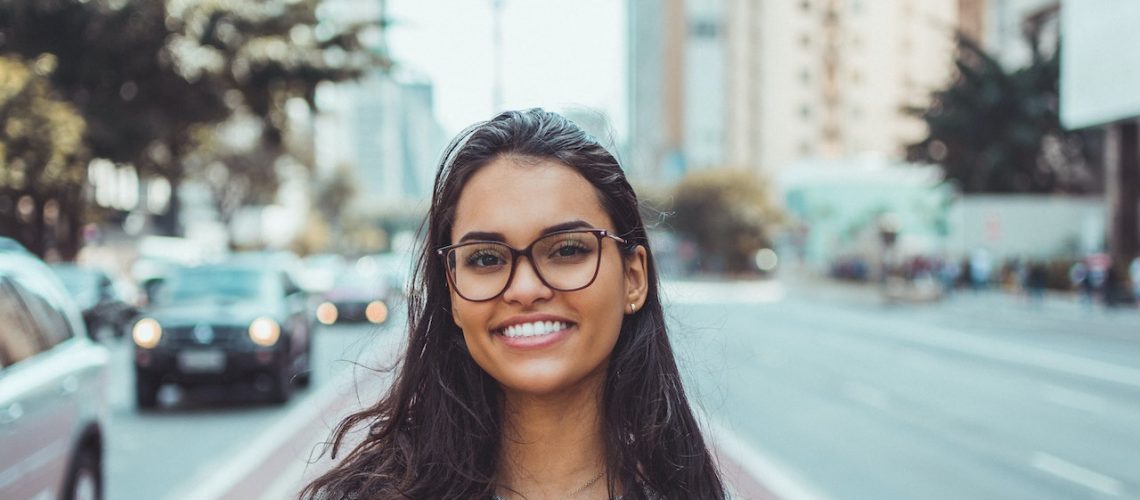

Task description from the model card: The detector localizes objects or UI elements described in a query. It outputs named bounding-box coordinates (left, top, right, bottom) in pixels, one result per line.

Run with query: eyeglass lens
left=445, top=231, right=603, bottom=300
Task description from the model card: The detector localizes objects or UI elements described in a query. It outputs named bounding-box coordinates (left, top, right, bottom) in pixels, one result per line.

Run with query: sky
left=385, top=0, right=627, bottom=139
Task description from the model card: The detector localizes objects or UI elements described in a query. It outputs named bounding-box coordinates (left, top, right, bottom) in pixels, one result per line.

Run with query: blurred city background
left=1, top=0, right=1139, bottom=499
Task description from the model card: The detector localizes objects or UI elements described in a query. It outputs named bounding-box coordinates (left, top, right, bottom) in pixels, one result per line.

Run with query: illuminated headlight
left=248, top=317, right=281, bottom=346
left=132, top=318, right=163, bottom=349
left=365, top=300, right=388, bottom=324
left=316, top=302, right=338, bottom=325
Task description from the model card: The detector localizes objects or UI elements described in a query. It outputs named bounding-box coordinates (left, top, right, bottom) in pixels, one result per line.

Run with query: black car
left=131, top=263, right=312, bottom=408
left=50, top=264, right=139, bottom=341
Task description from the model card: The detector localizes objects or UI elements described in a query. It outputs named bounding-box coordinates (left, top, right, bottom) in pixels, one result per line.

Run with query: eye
left=464, top=248, right=507, bottom=269
left=547, top=239, right=593, bottom=260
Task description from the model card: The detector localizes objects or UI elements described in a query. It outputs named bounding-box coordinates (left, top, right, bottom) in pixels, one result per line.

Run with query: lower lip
left=496, top=324, right=575, bottom=350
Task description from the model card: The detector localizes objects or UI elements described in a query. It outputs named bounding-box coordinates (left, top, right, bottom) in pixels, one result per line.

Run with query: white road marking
left=833, top=311, right=1140, bottom=390
left=663, top=280, right=786, bottom=305
left=163, top=370, right=353, bottom=500
left=1038, top=384, right=1107, bottom=414
left=704, top=417, right=833, bottom=500
left=1031, top=452, right=1123, bottom=497
left=163, top=333, right=404, bottom=500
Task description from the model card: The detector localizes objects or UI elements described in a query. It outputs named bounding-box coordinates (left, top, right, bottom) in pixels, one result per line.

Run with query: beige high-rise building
left=724, top=0, right=959, bottom=174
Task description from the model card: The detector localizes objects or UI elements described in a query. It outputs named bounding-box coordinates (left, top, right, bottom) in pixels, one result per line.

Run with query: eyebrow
left=458, top=220, right=594, bottom=243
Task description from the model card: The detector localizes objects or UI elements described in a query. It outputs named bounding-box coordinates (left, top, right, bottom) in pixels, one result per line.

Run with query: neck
left=497, top=378, right=609, bottom=499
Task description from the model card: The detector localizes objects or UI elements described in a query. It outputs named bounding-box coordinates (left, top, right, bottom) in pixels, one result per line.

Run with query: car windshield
left=158, top=267, right=272, bottom=304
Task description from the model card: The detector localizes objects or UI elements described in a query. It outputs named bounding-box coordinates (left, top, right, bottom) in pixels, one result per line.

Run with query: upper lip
left=491, top=313, right=576, bottom=332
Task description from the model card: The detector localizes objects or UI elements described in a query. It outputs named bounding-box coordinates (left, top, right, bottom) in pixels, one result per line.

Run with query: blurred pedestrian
left=1026, top=261, right=1048, bottom=304
left=302, top=109, right=725, bottom=499
left=1130, top=256, right=1140, bottom=306
left=969, top=248, right=992, bottom=290
left=1070, top=261, right=1092, bottom=309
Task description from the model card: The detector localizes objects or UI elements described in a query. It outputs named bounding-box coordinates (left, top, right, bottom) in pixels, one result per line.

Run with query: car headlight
left=248, top=317, right=281, bottom=346
left=316, top=302, right=338, bottom=325
left=365, top=300, right=388, bottom=324
left=132, top=318, right=163, bottom=349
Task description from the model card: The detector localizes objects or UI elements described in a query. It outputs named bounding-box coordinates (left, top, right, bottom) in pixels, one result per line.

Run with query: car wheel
left=269, top=362, right=293, bottom=405
left=136, top=372, right=159, bottom=410
left=295, top=336, right=313, bottom=388
left=63, top=447, right=102, bottom=500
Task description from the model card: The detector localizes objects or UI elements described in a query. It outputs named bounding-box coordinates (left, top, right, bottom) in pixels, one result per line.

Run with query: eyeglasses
left=437, top=229, right=628, bottom=302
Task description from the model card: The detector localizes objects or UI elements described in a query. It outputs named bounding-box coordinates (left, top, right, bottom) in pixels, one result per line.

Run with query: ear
left=624, top=245, right=649, bottom=313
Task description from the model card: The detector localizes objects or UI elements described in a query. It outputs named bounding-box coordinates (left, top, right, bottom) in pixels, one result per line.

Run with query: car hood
left=144, top=299, right=280, bottom=326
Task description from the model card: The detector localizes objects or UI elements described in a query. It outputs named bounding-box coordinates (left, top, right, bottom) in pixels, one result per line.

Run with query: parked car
left=315, top=268, right=394, bottom=326
left=132, top=262, right=312, bottom=408
left=50, top=263, right=139, bottom=341
left=0, top=238, right=110, bottom=500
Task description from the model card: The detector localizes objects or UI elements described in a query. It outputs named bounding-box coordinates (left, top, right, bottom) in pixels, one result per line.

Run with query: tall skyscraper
left=628, top=0, right=967, bottom=182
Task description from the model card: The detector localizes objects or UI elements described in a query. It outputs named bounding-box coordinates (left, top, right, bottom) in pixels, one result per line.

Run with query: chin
left=494, top=364, right=607, bottom=399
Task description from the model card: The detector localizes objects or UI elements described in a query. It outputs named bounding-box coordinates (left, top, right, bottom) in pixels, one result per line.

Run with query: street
left=668, top=279, right=1140, bottom=500
left=99, top=280, right=1140, bottom=499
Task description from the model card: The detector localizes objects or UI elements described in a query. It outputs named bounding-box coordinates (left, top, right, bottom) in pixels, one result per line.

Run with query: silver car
left=0, top=239, right=109, bottom=500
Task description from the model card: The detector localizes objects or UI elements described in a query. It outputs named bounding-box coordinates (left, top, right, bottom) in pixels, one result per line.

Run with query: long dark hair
left=301, top=109, right=725, bottom=499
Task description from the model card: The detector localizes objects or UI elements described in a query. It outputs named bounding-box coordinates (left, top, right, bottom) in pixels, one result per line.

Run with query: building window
left=800, top=104, right=812, bottom=119
left=800, top=69, right=812, bottom=84
left=799, top=142, right=814, bottom=156
left=800, top=1, right=811, bottom=13
left=800, top=33, right=812, bottom=48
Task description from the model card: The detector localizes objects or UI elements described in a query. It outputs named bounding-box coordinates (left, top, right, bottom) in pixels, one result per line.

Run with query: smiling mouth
left=494, top=320, right=575, bottom=339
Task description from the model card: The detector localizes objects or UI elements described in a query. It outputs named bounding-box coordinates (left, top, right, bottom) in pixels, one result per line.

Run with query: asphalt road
left=103, top=315, right=403, bottom=500
left=100, top=281, right=1140, bottom=499
left=664, top=279, right=1140, bottom=500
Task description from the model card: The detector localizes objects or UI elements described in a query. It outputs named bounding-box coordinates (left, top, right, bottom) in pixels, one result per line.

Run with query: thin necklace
left=493, top=469, right=607, bottom=500
left=563, top=470, right=604, bottom=498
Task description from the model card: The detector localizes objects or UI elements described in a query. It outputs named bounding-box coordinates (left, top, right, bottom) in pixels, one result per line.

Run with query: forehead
left=451, top=156, right=613, bottom=244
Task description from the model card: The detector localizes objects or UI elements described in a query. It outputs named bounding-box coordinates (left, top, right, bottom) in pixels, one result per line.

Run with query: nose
left=501, top=256, right=553, bottom=305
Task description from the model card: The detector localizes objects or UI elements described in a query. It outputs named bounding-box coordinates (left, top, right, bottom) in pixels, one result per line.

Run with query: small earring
left=628, top=303, right=636, bottom=313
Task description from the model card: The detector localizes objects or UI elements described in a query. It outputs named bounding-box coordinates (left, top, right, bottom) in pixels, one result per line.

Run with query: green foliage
left=670, top=169, right=782, bottom=274
left=0, top=0, right=384, bottom=246
left=0, top=55, right=86, bottom=191
left=907, top=34, right=1101, bottom=193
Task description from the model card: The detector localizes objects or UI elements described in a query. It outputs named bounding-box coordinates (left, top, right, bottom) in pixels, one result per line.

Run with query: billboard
left=1060, top=0, right=1140, bottom=129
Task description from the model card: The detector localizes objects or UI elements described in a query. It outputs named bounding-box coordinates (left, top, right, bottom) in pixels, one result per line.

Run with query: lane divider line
left=704, top=418, right=832, bottom=500
left=1031, top=451, right=1123, bottom=497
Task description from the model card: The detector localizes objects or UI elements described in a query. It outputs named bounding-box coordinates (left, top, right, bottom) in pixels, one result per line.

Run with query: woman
left=302, top=109, right=725, bottom=499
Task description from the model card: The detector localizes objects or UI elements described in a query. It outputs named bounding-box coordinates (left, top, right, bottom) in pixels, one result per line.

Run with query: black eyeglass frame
left=436, top=228, right=629, bottom=302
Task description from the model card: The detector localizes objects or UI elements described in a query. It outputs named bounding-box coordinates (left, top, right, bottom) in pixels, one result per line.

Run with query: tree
left=0, top=55, right=87, bottom=258
left=0, top=0, right=384, bottom=248
left=906, top=33, right=1102, bottom=194
left=670, top=169, right=782, bottom=274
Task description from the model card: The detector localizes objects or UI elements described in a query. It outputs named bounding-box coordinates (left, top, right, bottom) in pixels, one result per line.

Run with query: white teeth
left=502, top=321, right=569, bottom=338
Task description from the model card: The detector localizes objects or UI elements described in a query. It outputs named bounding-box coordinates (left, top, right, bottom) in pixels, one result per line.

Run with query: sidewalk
left=783, top=270, right=1139, bottom=315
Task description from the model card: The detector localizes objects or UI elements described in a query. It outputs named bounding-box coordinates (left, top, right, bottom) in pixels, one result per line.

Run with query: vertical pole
left=1106, top=120, right=1140, bottom=266
left=491, top=0, right=504, bottom=112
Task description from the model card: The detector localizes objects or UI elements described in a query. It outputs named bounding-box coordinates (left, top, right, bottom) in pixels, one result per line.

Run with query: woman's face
left=447, top=155, right=647, bottom=398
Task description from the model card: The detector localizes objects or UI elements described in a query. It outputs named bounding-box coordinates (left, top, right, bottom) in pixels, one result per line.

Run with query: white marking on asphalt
left=1039, top=384, right=1107, bottom=414
left=663, top=280, right=786, bottom=305
left=834, top=311, right=1140, bottom=390
left=163, top=369, right=358, bottom=500
left=841, top=381, right=890, bottom=410
left=1031, top=452, right=1122, bottom=497
left=704, top=418, right=833, bottom=500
